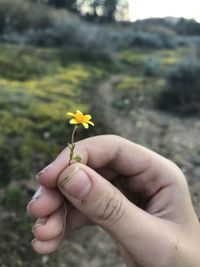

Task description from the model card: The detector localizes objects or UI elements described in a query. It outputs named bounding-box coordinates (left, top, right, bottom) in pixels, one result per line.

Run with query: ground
left=0, top=45, right=200, bottom=267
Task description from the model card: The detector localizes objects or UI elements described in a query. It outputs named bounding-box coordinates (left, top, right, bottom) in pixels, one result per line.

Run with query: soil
left=0, top=73, right=200, bottom=267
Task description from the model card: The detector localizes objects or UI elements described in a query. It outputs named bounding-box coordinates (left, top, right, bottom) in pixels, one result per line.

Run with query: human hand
left=27, top=135, right=200, bottom=267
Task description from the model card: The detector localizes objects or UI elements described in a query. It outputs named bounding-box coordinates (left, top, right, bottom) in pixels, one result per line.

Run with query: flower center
left=75, top=114, right=87, bottom=123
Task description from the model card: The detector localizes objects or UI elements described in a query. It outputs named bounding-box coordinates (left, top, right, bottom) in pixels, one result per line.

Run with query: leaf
left=73, top=155, right=81, bottom=162
left=68, top=143, right=72, bottom=149
left=68, top=143, right=75, bottom=150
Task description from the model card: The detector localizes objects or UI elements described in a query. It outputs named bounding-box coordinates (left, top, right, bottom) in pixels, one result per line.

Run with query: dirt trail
left=94, top=74, right=125, bottom=134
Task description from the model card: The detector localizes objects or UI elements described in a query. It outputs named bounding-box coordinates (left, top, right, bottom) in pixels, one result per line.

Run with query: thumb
left=57, top=164, right=160, bottom=247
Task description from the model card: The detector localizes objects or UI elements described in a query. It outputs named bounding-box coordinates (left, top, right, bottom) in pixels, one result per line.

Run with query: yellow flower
left=67, top=110, right=94, bottom=129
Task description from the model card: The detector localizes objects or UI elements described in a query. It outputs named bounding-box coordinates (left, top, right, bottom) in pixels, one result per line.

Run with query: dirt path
left=92, top=74, right=125, bottom=134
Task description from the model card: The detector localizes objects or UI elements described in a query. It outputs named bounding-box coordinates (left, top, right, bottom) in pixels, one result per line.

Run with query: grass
left=117, top=50, right=149, bottom=67
left=116, top=76, right=165, bottom=91
left=0, top=44, right=59, bottom=80
left=117, top=47, right=191, bottom=68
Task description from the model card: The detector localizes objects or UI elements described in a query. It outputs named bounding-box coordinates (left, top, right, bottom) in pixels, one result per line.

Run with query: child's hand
left=27, top=135, right=200, bottom=267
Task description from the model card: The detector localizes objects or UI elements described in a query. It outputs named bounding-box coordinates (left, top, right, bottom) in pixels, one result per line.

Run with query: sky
left=128, top=0, right=200, bottom=22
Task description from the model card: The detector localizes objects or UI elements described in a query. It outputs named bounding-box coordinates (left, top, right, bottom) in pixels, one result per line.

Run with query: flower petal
left=67, top=112, right=75, bottom=117
left=85, top=115, right=91, bottom=120
left=88, top=121, right=94, bottom=126
left=82, top=122, right=89, bottom=128
left=76, top=110, right=83, bottom=115
left=70, top=119, right=79, bottom=124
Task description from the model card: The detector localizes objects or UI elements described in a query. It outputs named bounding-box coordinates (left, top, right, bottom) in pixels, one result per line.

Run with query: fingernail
left=32, top=187, right=42, bottom=200
left=59, top=166, right=92, bottom=200
left=32, top=224, right=40, bottom=233
left=27, top=187, right=42, bottom=214
left=32, top=223, right=45, bottom=233
left=31, top=239, right=36, bottom=247
left=32, top=217, right=47, bottom=233
left=36, top=163, right=52, bottom=179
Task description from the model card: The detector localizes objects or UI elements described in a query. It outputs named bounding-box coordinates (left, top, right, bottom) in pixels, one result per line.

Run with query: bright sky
left=128, top=0, right=200, bottom=22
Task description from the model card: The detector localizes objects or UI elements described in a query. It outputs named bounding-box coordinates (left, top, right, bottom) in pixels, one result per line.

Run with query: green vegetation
left=113, top=47, right=198, bottom=112
left=47, top=0, right=125, bottom=22
left=0, top=44, right=59, bottom=80
left=176, top=18, right=200, bottom=35
left=117, top=50, right=149, bottom=67
left=156, top=59, right=200, bottom=115
left=0, top=0, right=56, bottom=33
left=115, top=48, right=187, bottom=93
left=3, top=183, right=24, bottom=206
left=116, top=75, right=165, bottom=91
left=114, top=74, right=165, bottom=110
left=118, top=48, right=187, bottom=69
left=0, top=44, right=107, bottom=185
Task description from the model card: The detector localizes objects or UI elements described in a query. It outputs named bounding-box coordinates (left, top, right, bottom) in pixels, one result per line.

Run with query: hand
left=27, top=135, right=200, bottom=267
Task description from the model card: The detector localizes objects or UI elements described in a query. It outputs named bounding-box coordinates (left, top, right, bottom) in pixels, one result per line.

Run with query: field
left=0, top=2, right=200, bottom=266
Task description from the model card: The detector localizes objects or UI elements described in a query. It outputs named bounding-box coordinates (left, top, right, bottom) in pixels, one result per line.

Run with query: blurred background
left=0, top=0, right=200, bottom=266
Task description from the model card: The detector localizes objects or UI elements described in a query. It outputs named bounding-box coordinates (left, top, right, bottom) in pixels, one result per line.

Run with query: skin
left=27, top=135, right=200, bottom=267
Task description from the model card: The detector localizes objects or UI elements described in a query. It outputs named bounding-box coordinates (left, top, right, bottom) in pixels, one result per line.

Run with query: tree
left=46, top=0, right=129, bottom=22
left=48, top=0, right=76, bottom=10
left=77, top=0, right=123, bottom=22
left=115, top=0, right=129, bottom=21
left=103, top=0, right=118, bottom=22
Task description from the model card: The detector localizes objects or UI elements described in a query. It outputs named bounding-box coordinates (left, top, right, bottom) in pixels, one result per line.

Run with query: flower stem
left=71, top=125, right=78, bottom=145
left=68, top=125, right=79, bottom=165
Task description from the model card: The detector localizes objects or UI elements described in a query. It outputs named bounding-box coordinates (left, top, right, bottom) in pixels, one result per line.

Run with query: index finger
left=37, top=135, right=175, bottom=188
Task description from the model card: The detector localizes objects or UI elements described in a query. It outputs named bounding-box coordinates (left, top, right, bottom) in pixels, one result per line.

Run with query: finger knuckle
left=165, top=158, right=185, bottom=180
left=95, top=189, right=125, bottom=226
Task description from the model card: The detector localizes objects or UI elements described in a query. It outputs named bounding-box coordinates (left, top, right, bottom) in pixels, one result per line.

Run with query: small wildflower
left=66, top=110, right=94, bottom=164
left=67, top=110, right=94, bottom=129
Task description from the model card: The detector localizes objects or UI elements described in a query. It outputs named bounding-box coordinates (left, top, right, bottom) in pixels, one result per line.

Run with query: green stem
left=71, top=125, right=78, bottom=145
left=68, top=125, right=78, bottom=165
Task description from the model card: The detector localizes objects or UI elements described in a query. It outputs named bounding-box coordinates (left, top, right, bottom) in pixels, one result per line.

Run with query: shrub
left=156, top=59, right=200, bottom=115
left=0, top=45, right=54, bottom=80
left=176, top=18, right=200, bottom=35
left=143, top=58, right=161, bottom=77
left=0, top=0, right=56, bottom=33
left=118, top=30, right=177, bottom=49
left=4, top=184, right=23, bottom=206
left=24, top=22, right=115, bottom=62
left=1, top=3, right=114, bottom=63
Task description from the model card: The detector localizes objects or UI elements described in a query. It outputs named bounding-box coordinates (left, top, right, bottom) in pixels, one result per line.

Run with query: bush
left=0, top=0, right=114, bottom=63
left=117, top=30, right=177, bottom=49
left=0, top=0, right=55, bottom=33
left=176, top=18, right=200, bottom=35
left=143, top=58, right=161, bottom=77
left=21, top=22, right=116, bottom=63
left=4, top=184, right=23, bottom=206
left=0, top=45, right=54, bottom=80
left=156, top=59, right=200, bottom=115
